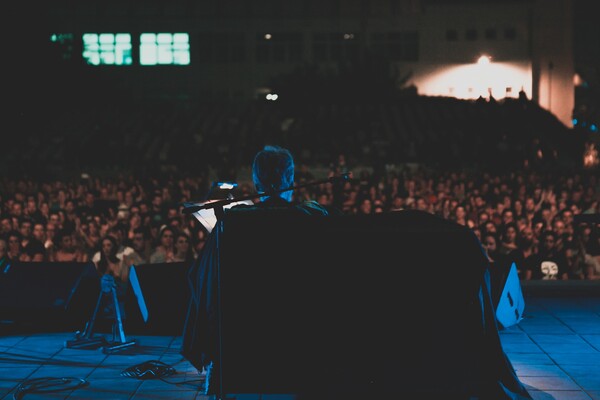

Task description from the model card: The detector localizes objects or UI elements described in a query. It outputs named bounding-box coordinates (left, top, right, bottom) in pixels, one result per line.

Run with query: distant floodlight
left=477, top=55, right=491, bottom=65
left=264, top=33, right=272, bottom=40
left=266, top=93, right=278, bottom=101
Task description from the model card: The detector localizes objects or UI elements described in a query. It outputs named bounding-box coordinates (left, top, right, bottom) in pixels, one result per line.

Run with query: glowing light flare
left=583, top=143, right=599, bottom=168
left=410, top=61, right=532, bottom=101
left=477, top=55, right=491, bottom=65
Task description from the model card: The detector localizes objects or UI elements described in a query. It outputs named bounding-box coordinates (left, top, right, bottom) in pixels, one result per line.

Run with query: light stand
left=65, top=275, right=136, bottom=353
left=102, top=280, right=137, bottom=354
left=65, top=284, right=108, bottom=350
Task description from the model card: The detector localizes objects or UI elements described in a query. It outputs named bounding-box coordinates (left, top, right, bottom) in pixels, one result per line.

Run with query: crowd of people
left=6, top=93, right=582, bottom=184
left=0, top=152, right=599, bottom=283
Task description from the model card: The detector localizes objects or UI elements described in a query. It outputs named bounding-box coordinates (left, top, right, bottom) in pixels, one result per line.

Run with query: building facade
left=35, top=0, right=574, bottom=127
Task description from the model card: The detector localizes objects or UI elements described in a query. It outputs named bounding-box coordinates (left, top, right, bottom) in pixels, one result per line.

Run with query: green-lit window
left=82, top=33, right=133, bottom=65
left=140, top=33, right=190, bottom=65
left=50, top=33, right=75, bottom=61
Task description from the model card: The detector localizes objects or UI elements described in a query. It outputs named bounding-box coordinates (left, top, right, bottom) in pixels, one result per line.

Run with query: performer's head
left=252, top=145, right=294, bottom=202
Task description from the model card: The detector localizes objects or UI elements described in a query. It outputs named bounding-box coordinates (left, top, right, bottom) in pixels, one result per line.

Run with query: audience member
left=18, top=217, right=34, bottom=251
left=91, top=224, right=135, bottom=265
left=0, top=238, right=10, bottom=268
left=0, top=217, right=13, bottom=237
left=6, top=230, right=25, bottom=262
left=95, top=235, right=132, bottom=284
left=172, top=231, right=196, bottom=263
left=128, top=227, right=152, bottom=264
left=44, top=221, right=57, bottom=253
left=510, top=226, right=537, bottom=278
left=522, top=230, right=569, bottom=280
left=50, top=228, right=88, bottom=262
left=24, top=196, right=46, bottom=225
left=94, top=234, right=132, bottom=321
left=498, top=222, right=519, bottom=256
left=78, top=218, right=102, bottom=257
left=23, top=220, right=47, bottom=261
left=149, top=226, right=176, bottom=263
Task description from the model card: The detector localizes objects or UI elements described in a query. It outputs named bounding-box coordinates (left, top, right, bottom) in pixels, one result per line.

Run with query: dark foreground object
left=0, top=261, right=100, bottom=333
left=182, top=210, right=531, bottom=399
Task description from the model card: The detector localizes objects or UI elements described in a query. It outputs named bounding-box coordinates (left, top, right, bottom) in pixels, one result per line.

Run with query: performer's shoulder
left=297, top=200, right=341, bottom=216
left=388, top=209, right=467, bottom=230
left=225, top=199, right=340, bottom=216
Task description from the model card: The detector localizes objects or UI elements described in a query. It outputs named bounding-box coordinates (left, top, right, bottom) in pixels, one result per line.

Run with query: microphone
left=179, top=201, right=198, bottom=215
left=181, top=205, right=202, bottom=215
left=180, top=198, right=238, bottom=215
left=328, top=172, right=352, bottom=183
left=180, top=172, right=353, bottom=215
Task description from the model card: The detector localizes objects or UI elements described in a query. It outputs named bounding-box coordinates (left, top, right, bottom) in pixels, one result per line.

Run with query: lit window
left=50, top=33, right=75, bottom=61
left=140, top=33, right=190, bottom=66
left=82, top=33, right=132, bottom=65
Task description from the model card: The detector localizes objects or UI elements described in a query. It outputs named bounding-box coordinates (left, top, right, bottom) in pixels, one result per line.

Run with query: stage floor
left=1, top=294, right=600, bottom=400
left=501, top=294, right=600, bottom=400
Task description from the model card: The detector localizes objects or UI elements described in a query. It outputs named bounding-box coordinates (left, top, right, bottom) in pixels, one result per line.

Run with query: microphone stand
left=180, top=172, right=351, bottom=216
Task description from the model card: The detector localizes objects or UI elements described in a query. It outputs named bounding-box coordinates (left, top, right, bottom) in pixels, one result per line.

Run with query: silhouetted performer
left=181, top=145, right=332, bottom=394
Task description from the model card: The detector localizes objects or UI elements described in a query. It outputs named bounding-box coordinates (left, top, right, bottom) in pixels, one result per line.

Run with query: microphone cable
left=120, top=360, right=176, bottom=380
left=13, top=377, right=89, bottom=400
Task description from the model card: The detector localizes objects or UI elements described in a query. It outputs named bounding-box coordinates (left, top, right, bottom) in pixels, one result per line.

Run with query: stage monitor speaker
left=0, top=261, right=100, bottom=331
left=213, top=211, right=511, bottom=398
left=494, top=262, right=525, bottom=329
left=127, top=261, right=190, bottom=335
